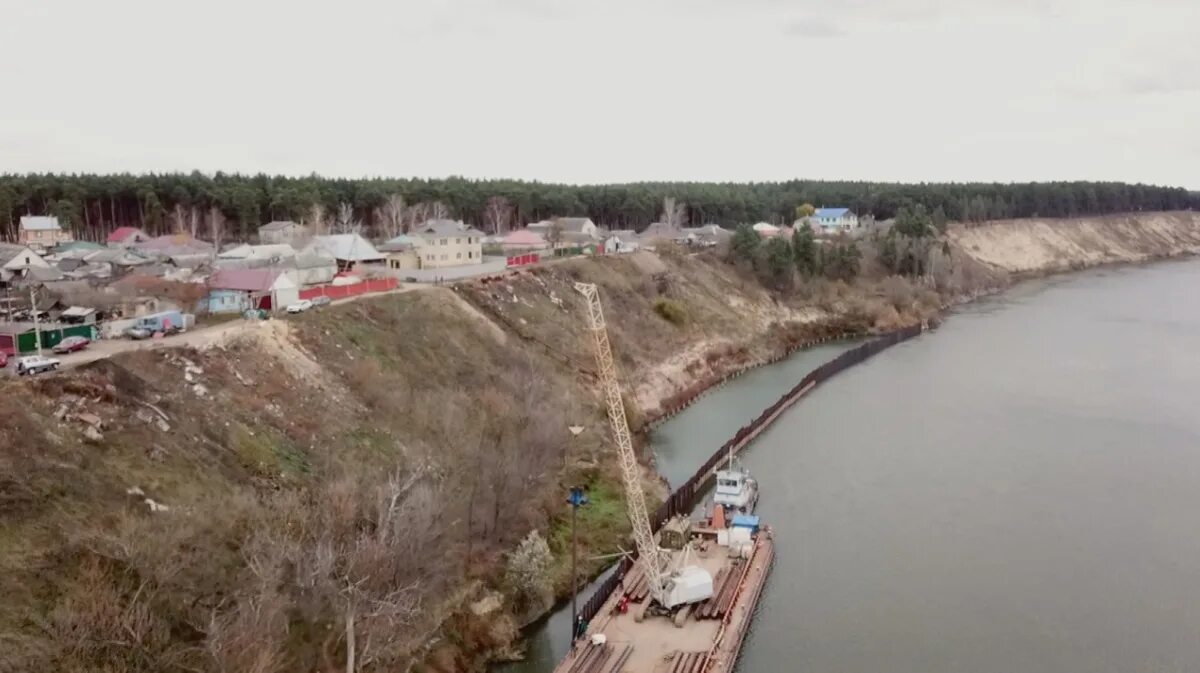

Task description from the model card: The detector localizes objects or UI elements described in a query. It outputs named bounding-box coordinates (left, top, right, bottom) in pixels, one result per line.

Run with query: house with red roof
left=204, top=268, right=299, bottom=313
left=107, top=226, right=149, bottom=247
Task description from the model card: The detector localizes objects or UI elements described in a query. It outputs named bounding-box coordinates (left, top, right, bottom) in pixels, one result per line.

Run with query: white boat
left=712, top=453, right=758, bottom=514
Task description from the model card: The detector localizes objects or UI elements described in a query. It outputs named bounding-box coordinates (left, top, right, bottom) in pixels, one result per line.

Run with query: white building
left=0, top=243, right=52, bottom=283
left=808, top=208, right=859, bottom=233
left=312, top=234, right=384, bottom=270
left=411, top=220, right=485, bottom=269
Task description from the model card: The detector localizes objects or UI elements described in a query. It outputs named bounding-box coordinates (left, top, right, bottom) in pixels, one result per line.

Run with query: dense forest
left=0, top=172, right=1195, bottom=243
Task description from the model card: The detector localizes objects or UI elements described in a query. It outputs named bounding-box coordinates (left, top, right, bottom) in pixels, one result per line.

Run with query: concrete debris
left=53, top=404, right=70, bottom=420
left=185, top=371, right=194, bottom=383
left=234, top=370, right=254, bottom=386
left=155, top=418, right=170, bottom=432
left=126, top=485, right=145, bottom=497
left=568, top=425, right=584, bottom=436
left=192, top=383, right=209, bottom=397
left=144, top=498, right=169, bottom=513
left=83, top=426, right=103, bottom=442
left=75, top=412, right=103, bottom=429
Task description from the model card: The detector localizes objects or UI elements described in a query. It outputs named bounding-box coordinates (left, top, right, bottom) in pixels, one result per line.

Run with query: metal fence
left=574, top=322, right=928, bottom=625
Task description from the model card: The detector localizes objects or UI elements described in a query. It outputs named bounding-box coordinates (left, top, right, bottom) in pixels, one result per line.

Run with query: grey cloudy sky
left=2, top=0, right=1197, bottom=187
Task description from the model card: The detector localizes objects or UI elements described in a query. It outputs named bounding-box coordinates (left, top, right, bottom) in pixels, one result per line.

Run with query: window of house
left=455, top=238, right=461, bottom=244
left=456, top=252, right=461, bottom=259
left=441, top=254, right=447, bottom=261
left=440, top=238, right=447, bottom=245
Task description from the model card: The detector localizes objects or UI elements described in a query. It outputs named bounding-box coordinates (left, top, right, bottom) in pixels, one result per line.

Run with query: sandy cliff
left=949, top=211, right=1200, bottom=274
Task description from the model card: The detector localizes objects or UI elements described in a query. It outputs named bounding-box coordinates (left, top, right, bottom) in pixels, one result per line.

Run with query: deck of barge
left=554, top=534, right=774, bottom=673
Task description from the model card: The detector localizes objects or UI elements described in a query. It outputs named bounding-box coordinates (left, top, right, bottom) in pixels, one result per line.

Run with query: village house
left=218, top=243, right=296, bottom=263
left=807, top=208, right=859, bottom=233
left=685, top=224, right=732, bottom=246
left=290, top=244, right=338, bottom=285
left=528, top=217, right=598, bottom=243
left=0, top=242, right=53, bottom=284
left=411, top=220, right=485, bottom=269
left=107, top=226, right=149, bottom=247
left=380, top=234, right=420, bottom=271
left=312, top=234, right=384, bottom=271
left=258, top=220, right=309, bottom=246
left=204, top=268, right=300, bottom=313
left=19, top=216, right=73, bottom=248
left=600, top=231, right=639, bottom=254
left=499, top=229, right=549, bottom=252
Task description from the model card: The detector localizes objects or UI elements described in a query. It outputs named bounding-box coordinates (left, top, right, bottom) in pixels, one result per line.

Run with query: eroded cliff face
left=949, top=211, right=1200, bottom=274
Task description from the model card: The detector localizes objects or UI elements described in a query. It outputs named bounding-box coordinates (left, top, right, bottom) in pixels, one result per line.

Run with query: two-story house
left=19, top=216, right=73, bottom=248
left=412, top=220, right=485, bottom=269
left=807, top=208, right=859, bottom=233
left=258, top=221, right=310, bottom=246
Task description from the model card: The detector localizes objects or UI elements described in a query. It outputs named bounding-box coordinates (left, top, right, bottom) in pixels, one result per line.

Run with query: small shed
left=59, top=306, right=98, bottom=325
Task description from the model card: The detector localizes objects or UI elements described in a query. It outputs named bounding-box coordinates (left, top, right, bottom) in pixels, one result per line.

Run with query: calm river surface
left=508, top=259, right=1200, bottom=673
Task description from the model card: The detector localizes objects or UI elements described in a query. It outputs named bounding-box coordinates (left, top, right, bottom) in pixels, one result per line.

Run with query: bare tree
left=335, top=202, right=357, bottom=234
left=208, top=206, right=225, bottom=251
left=304, top=203, right=327, bottom=237
left=484, top=196, right=513, bottom=234
left=662, top=196, right=686, bottom=230
left=402, top=201, right=450, bottom=233
left=171, top=204, right=187, bottom=234
left=377, top=194, right=405, bottom=239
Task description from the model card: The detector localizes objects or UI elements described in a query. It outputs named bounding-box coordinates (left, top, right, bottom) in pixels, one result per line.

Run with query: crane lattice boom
left=574, top=282, right=669, bottom=607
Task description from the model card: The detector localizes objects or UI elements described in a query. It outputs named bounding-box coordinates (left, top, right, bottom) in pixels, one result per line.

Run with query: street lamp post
left=568, top=486, right=589, bottom=648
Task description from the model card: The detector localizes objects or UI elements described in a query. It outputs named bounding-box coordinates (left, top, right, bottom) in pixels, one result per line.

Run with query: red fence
left=298, top=278, right=398, bottom=301
left=506, top=253, right=540, bottom=267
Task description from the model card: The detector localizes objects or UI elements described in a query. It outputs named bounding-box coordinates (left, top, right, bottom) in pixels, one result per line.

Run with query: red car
left=0, top=351, right=8, bottom=368
left=52, top=336, right=91, bottom=354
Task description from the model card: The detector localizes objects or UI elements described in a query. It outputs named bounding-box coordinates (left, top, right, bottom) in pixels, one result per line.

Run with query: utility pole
left=24, top=256, right=42, bottom=355
left=568, top=486, right=589, bottom=647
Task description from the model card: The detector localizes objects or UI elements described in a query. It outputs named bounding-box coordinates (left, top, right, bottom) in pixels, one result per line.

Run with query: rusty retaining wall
left=575, top=321, right=929, bottom=626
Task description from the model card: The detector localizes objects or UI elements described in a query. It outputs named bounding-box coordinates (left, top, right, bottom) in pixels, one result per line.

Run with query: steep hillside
left=0, top=251, right=879, bottom=673
left=949, top=211, right=1200, bottom=273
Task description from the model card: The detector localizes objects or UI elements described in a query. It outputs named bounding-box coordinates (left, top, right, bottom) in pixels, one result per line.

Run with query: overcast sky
left=2, top=0, right=1197, bottom=187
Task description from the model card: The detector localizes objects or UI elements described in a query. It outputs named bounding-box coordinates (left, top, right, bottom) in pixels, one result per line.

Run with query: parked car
left=52, top=336, right=91, bottom=354
left=286, top=299, right=314, bottom=314
left=17, top=354, right=61, bottom=376
left=125, top=326, right=153, bottom=340
left=310, top=296, right=332, bottom=308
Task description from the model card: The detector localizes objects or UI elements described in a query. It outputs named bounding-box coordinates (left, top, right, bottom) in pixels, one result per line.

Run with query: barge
left=553, top=461, right=773, bottom=673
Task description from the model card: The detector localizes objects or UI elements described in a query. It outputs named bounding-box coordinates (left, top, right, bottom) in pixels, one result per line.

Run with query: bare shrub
left=503, top=530, right=554, bottom=616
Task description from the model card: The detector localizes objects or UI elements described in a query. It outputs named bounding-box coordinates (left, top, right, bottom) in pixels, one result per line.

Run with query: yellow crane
left=574, top=282, right=712, bottom=619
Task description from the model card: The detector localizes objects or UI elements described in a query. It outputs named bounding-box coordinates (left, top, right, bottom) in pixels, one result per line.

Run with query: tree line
left=0, top=172, right=1194, bottom=243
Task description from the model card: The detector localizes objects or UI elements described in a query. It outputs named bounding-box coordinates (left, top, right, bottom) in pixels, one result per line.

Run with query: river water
left=507, top=259, right=1200, bottom=673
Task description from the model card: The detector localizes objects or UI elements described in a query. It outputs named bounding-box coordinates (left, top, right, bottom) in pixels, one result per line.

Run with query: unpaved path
left=3, top=283, right=424, bottom=374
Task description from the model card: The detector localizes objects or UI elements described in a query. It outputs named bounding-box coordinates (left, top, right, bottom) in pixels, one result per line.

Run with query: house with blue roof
left=802, top=207, right=859, bottom=234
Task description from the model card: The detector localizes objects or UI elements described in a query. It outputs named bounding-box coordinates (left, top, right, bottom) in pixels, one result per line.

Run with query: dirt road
left=2, top=283, right=424, bottom=376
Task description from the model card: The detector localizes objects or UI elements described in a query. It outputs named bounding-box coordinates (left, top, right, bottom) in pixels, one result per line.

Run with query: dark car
left=52, top=336, right=91, bottom=354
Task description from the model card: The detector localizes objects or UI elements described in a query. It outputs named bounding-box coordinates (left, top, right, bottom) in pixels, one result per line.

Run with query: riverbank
left=499, top=211, right=1200, bottom=669
left=3, top=212, right=1197, bottom=673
